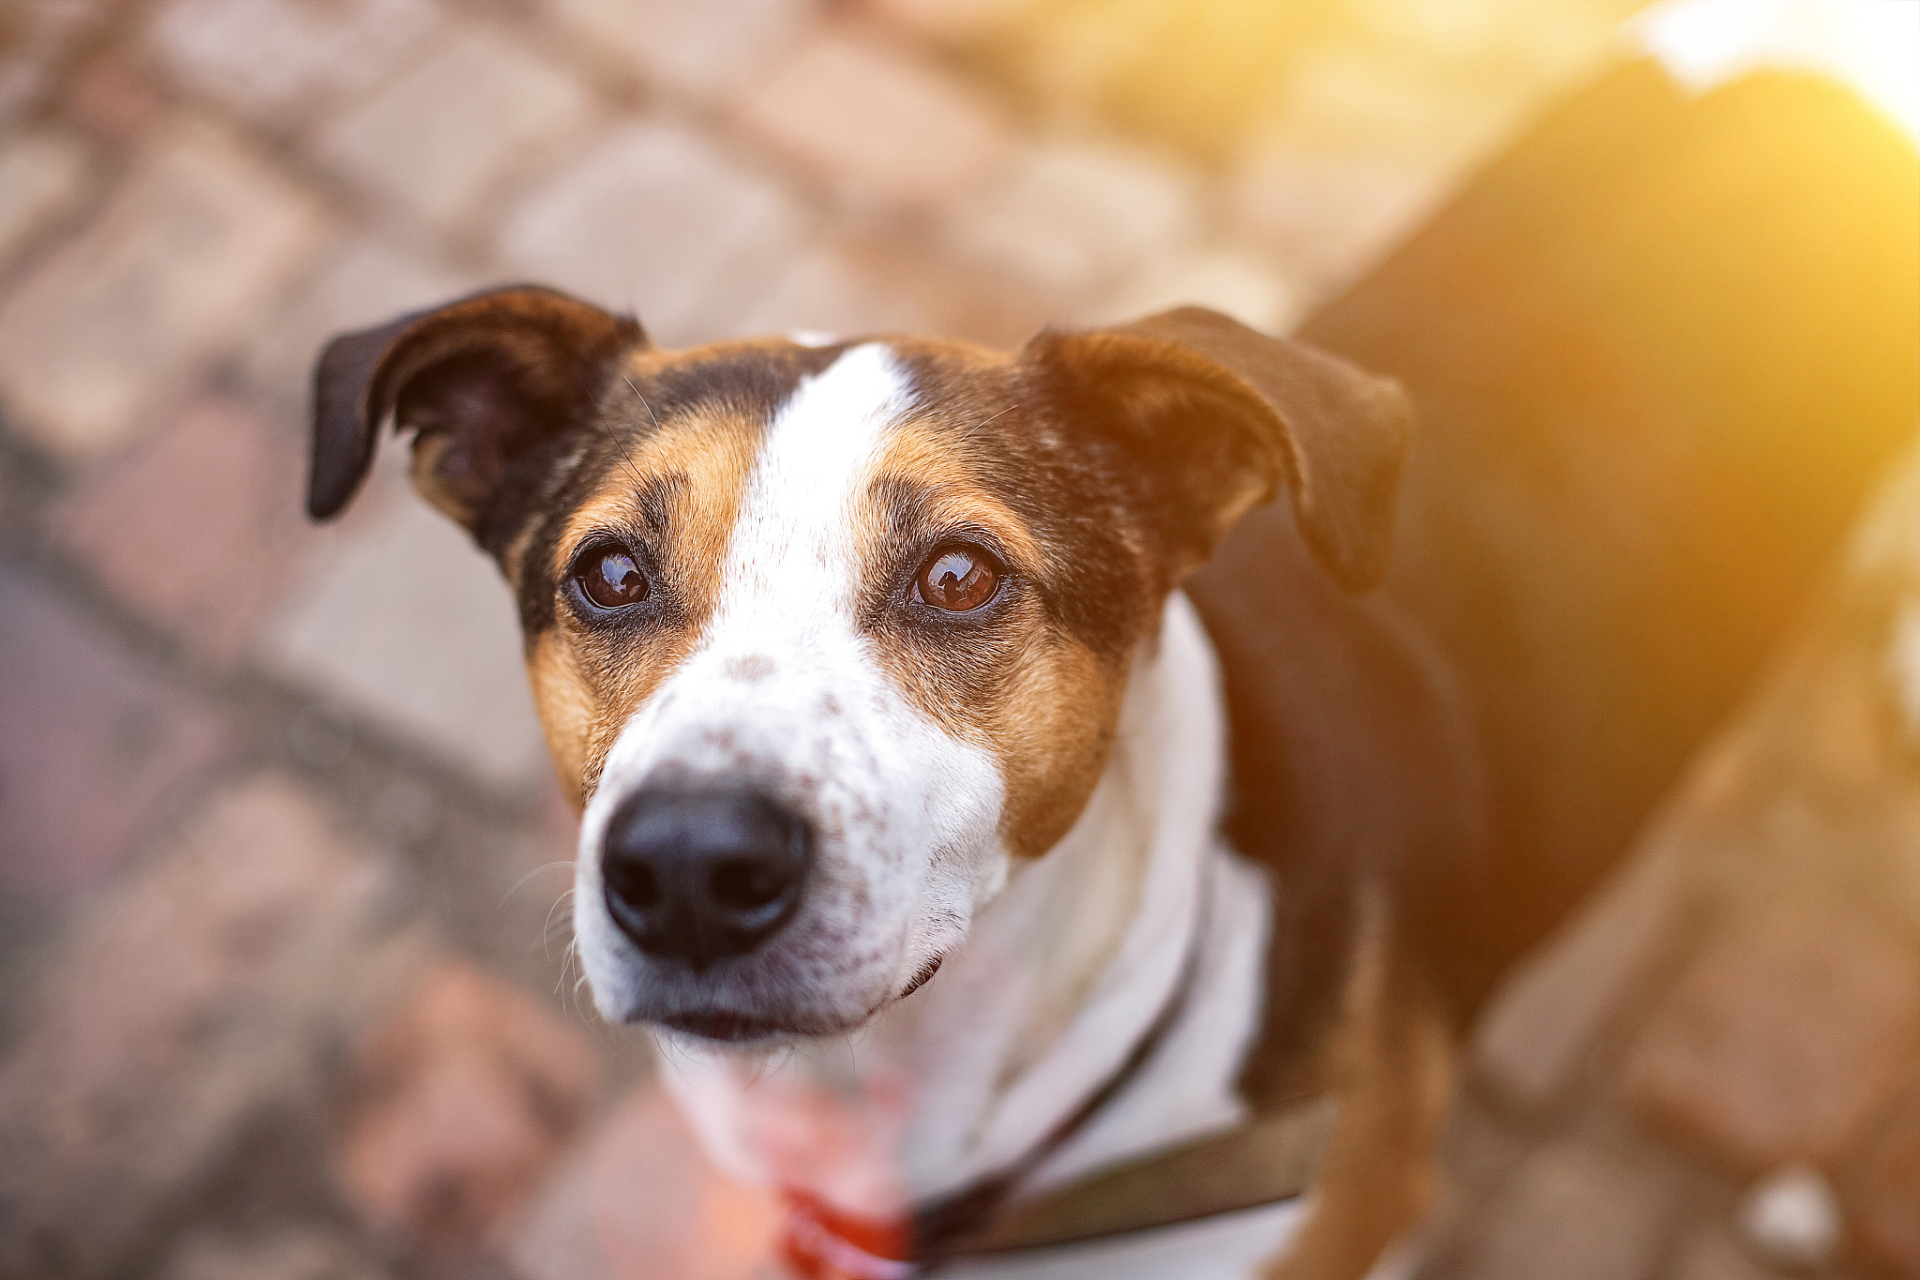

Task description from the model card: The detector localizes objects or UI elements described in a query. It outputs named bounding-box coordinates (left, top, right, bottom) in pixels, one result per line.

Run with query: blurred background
left=0, top=1, right=1915, bottom=1278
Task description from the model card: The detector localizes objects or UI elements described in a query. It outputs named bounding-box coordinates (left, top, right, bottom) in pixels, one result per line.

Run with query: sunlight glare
left=1637, top=0, right=1920, bottom=145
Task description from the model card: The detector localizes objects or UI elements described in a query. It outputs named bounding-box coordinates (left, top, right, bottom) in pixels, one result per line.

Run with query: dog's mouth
left=646, top=956, right=948, bottom=1044
left=651, top=1006, right=864, bottom=1044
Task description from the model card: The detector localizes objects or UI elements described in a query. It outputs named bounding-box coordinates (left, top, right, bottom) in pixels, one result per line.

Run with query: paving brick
left=731, top=30, right=1010, bottom=213
left=242, top=234, right=485, bottom=407
left=158, top=1226, right=395, bottom=1280
left=1245, top=53, right=1516, bottom=171
left=1474, top=837, right=1690, bottom=1112
left=553, top=0, right=812, bottom=101
left=0, top=121, right=329, bottom=459
left=55, top=396, right=308, bottom=664
left=0, top=125, right=92, bottom=266
left=255, top=479, right=552, bottom=787
left=1666, top=1225, right=1780, bottom=1280
left=1627, top=909, right=1920, bottom=1172
left=739, top=232, right=1054, bottom=350
left=509, top=1082, right=781, bottom=1280
left=1085, top=244, right=1300, bottom=333
left=868, top=0, right=1029, bottom=41
left=1842, top=1079, right=1920, bottom=1279
left=313, top=27, right=596, bottom=231
left=147, top=0, right=438, bottom=129
left=498, top=119, right=808, bottom=344
left=61, top=48, right=174, bottom=145
left=1430, top=1097, right=1536, bottom=1213
left=334, top=959, right=595, bottom=1251
left=0, top=0, right=106, bottom=123
left=735, top=240, right=934, bottom=340
left=332, top=958, right=599, bottom=1250
left=943, top=142, right=1202, bottom=300
left=1228, top=152, right=1443, bottom=295
left=0, top=773, right=427, bottom=1279
left=0, top=564, right=230, bottom=907
left=1429, top=1141, right=1672, bottom=1280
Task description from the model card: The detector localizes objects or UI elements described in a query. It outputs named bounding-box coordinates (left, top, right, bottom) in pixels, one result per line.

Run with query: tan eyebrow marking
left=535, top=391, right=768, bottom=807
left=853, top=412, right=1125, bottom=859
left=864, top=421, right=1047, bottom=573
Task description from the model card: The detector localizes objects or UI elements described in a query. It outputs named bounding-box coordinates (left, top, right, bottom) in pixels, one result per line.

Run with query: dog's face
left=309, top=287, right=1408, bottom=1043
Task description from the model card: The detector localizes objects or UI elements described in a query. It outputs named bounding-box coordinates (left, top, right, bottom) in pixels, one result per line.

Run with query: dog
left=307, top=291, right=1453, bottom=1279
left=302, top=53, right=1918, bottom=1280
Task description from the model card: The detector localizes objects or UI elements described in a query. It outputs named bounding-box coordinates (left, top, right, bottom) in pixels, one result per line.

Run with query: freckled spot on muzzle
left=725, top=653, right=776, bottom=683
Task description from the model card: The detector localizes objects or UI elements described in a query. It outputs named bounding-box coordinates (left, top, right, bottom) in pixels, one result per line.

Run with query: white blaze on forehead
left=721, top=341, right=915, bottom=625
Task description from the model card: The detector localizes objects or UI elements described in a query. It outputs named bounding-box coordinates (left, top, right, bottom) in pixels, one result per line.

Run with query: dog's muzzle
left=600, top=785, right=814, bottom=971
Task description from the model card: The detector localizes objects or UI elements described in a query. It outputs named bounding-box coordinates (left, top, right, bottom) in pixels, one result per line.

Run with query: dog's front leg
left=1259, top=905, right=1457, bottom=1280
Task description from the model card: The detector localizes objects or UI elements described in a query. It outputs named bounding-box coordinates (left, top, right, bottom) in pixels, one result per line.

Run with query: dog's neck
left=658, top=592, right=1272, bottom=1219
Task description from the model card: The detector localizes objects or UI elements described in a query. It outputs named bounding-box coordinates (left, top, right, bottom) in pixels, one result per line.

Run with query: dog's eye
left=915, top=545, right=999, bottom=613
left=575, top=544, right=649, bottom=609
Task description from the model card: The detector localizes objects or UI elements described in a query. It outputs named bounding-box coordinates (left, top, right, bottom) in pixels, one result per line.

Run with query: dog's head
left=309, top=285, right=1409, bottom=1043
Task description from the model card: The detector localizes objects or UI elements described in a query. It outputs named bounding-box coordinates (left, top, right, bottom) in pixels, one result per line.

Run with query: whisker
left=500, top=860, right=577, bottom=909
left=586, top=374, right=657, bottom=491
left=555, top=936, right=581, bottom=1005
left=624, top=376, right=665, bottom=434
left=540, top=888, right=577, bottom=959
left=957, top=402, right=1019, bottom=444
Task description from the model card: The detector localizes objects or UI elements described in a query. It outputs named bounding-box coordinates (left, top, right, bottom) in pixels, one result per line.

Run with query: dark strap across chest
left=926, top=1094, right=1335, bottom=1265
left=911, top=890, right=1213, bottom=1254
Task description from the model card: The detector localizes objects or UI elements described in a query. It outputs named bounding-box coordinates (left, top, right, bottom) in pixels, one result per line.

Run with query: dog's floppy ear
left=1028, top=305, right=1412, bottom=591
left=308, top=284, right=643, bottom=543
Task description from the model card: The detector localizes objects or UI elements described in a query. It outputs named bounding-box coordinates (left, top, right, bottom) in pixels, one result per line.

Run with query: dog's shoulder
left=1184, top=495, right=1486, bottom=1107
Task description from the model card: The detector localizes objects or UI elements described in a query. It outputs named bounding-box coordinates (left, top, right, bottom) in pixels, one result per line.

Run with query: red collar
left=780, top=1190, right=914, bottom=1280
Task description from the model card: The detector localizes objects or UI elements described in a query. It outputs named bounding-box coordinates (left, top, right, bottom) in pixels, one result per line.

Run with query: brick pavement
left=0, top=2, right=1908, bottom=1278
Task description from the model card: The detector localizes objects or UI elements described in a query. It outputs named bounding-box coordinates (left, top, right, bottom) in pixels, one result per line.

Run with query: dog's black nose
left=600, top=786, right=812, bottom=969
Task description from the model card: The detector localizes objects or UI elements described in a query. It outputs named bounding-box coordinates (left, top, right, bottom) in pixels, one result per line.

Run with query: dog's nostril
left=600, top=785, right=813, bottom=969
left=604, top=859, right=660, bottom=910
left=711, top=857, right=789, bottom=910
